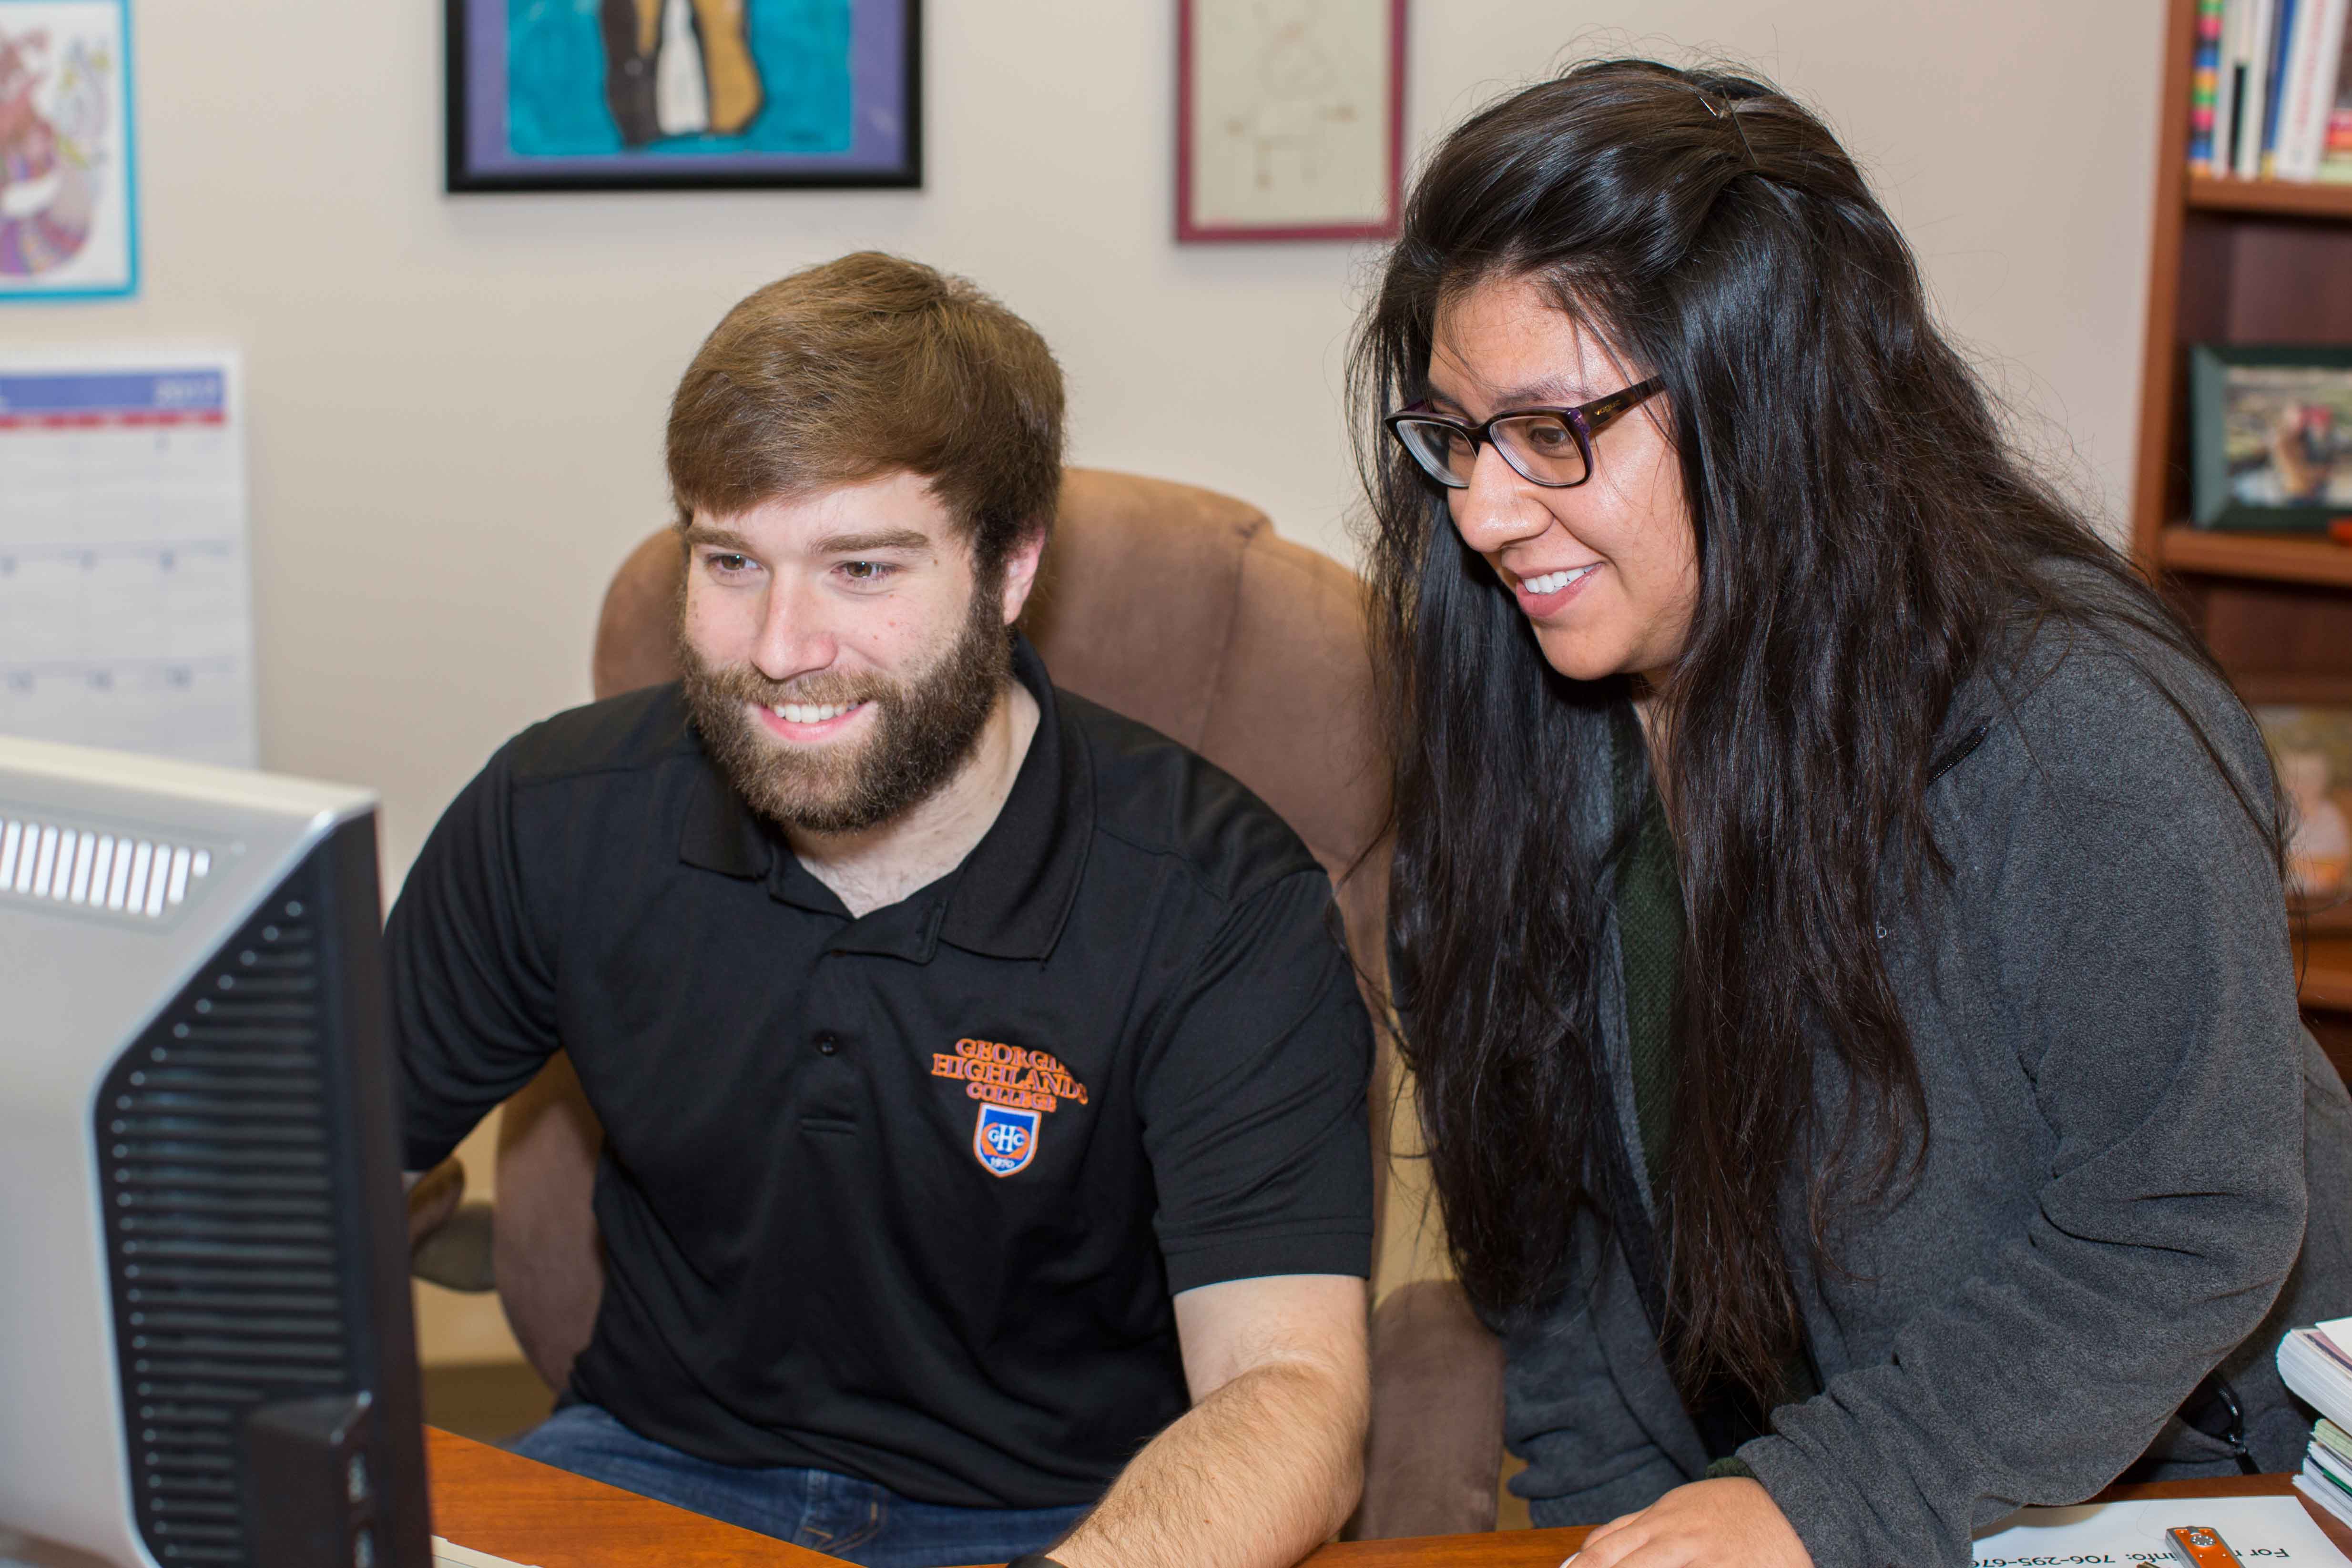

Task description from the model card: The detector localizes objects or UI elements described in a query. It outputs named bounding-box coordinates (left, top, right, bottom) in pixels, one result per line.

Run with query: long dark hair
left=1352, top=60, right=2280, bottom=1404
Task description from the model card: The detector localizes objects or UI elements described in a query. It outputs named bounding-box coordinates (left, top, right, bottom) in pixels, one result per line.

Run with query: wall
left=3, top=0, right=2166, bottom=1362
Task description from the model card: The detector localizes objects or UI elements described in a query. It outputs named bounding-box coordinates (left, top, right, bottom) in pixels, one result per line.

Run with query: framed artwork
left=2256, top=706, right=2352, bottom=931
left=1176, top=0, right=1405, bottom=243
left=446, top=0, right=920, bottom=193
left=2190, top=344, right=2352, bottom=530
left=0, top=0, right=137, bottom=302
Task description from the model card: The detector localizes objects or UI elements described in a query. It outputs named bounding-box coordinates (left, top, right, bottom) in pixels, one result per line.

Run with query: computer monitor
left=0, top=735, right=430, bottom=1568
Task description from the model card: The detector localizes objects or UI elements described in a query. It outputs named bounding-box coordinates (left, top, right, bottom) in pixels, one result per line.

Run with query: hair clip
left=1699, top=91, right=1759, bottom=168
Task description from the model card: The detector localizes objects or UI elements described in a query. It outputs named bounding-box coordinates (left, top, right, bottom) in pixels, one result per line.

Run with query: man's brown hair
left=667, top=252, right=1066, bottom=574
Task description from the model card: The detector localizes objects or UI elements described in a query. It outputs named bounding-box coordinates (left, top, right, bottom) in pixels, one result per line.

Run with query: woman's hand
left=1568, top=1478, right=1813, bottom=1568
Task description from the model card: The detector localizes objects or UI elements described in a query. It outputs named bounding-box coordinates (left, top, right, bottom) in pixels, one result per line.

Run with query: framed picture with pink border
left=1176, top=0, right=1405, bottom=244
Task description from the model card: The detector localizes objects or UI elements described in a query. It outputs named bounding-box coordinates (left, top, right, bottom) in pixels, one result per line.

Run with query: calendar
left=0, top=349, right=256, bottom=766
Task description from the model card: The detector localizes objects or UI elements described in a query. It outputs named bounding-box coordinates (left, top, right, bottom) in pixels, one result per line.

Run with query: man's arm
left=389, top=743, right=564, bottom=1173
left=1073, top=864, right=1374, bottom=1567
left=1051, top=1273, right=1369, bottom=1568
left=403, top=1161, right=466, bottom=1248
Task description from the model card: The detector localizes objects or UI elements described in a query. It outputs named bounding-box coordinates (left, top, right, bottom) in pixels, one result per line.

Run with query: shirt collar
left=675, top=632, right=1092, bottom=964
left=677, top=738, right=779, bottom=880
left=937, top=633, right=1092, bottom=961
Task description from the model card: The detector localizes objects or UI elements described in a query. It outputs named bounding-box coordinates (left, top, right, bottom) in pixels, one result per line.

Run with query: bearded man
left=388, top=254, right=1375, bottom=1568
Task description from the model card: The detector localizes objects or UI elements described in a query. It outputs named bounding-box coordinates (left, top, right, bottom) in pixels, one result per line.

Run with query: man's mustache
left=694, top=663, right=897, bottom=711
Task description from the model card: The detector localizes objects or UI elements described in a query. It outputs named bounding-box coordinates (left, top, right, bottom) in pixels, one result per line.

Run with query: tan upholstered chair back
left=492, top=468, right=1395, bottom=1390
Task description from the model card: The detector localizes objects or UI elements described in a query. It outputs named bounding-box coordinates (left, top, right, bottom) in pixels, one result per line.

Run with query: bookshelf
left=2135, top=0, right=2352, bottom=1072
left=2158, top=526, right=2352, bottom=588
left=2188, top=174, right=2352, bottom=219
left=2311, top=937, right=2352, bottom=1012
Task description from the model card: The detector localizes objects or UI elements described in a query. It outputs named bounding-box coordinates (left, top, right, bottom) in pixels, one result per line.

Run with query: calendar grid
left=0, top=351, right=256, bottom=767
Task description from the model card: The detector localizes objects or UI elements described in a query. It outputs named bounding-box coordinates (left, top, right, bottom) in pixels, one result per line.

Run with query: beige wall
left=5, top=1, right=2165, bottom=1361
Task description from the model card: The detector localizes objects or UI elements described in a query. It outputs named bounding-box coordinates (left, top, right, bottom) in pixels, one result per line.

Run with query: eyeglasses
left=1383, top=378, right=1664, bottom=489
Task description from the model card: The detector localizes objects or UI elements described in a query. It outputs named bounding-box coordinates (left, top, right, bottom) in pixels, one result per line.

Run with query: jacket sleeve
left=1738, top=679, right=2308, bottom=1568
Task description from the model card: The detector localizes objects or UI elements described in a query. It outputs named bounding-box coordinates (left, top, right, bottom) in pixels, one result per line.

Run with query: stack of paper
left=1973, top=1493, right=2350, bottom=1564
left=2277, top=1318, right=2352, bottom=1528
left=2310, top=1423, right=2352, bottom=1532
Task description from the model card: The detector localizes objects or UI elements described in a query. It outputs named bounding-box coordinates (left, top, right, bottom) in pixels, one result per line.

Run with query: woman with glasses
left=1354, top=60, right=2352, bottom=1568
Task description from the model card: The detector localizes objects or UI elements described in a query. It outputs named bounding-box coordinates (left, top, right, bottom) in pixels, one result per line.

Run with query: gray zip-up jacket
left=1502, top=617, right=2352, bottom=1568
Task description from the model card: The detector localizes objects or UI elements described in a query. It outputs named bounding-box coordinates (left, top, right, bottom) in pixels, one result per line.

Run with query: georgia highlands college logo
left=932, top=1036, right=1088, bottom=1178
left=973, top=1102, right=1041, bottom=1177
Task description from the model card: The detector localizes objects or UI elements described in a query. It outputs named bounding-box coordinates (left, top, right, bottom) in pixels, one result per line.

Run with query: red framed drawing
left=1175, top=0, right=1406, bottom=244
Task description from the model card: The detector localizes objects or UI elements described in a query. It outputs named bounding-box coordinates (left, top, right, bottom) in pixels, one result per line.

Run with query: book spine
left=2277, top=0, right=2318, bottom=173
left=2237, top=0, right=2278, bottom=176
left=2314, top=0, right=2352, bottom=171
left=2262, top=0, right=2301, bottom=174
left=2282, top=0, right=2348, bottom=176
left=2326, top=104, right=2352, bottom=177
left=2313, top=1438, right=2352, bottom=1490
left=2312, top=8, right=2352, bottom=176
left=2218, top=0, right=2245, bottom=171
left=2194, top=0, right=2227, bottom=173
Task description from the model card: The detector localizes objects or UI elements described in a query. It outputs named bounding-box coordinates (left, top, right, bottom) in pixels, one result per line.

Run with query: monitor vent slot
left=97, top=876, right=349, bottom=1568
left=0, top=813, right=213, bottom=923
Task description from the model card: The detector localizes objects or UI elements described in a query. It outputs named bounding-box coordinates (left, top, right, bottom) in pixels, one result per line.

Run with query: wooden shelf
left=2147, top=7, right=2352, bottom=1033
left=2233, top=671, right=2352, bottom=706
left=2158, top=527, right=2352, bottom=588
left=2187, top=174, right=2352, bottom=219
left=2305, top=934, right=2352, bottom=1014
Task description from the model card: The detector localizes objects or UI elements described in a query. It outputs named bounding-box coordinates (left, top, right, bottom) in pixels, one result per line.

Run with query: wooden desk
left=425, top=1427, right=2352, bottom=1567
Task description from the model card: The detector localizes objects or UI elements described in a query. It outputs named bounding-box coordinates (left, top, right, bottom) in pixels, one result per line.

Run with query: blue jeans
left=511, top=1404, right=1094, bottom=1568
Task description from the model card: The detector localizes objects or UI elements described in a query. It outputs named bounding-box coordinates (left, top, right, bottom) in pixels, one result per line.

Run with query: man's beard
left=677, top=585, right=1012, bottom=835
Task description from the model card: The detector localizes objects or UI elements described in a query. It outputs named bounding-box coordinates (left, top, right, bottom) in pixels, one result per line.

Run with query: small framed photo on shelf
left=2257, top=705, right=2352, bottom=932
left=445, top=0, right=920, bottom=193
left=2190, top=344, right=2352, bottom=530
left=1175, top=0, right=1405, bottom=243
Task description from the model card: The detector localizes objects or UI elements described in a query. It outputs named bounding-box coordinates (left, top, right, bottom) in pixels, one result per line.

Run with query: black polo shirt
left=388, top=636, right=1374, bottom=1508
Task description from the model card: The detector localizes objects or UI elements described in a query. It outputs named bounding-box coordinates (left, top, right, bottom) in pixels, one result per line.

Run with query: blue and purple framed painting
left=446, top=0, right=919, bottom=192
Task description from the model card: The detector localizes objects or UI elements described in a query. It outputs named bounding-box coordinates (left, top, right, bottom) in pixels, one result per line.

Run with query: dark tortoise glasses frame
left=1383, top=378, right=1664, bottom=489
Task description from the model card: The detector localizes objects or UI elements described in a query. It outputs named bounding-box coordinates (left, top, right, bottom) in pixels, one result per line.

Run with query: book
left=2219, top=0, right=2248, bottom=172
left=2277, top=0, right=2350, bottom=178
left=2310, top=1, right=2351, bottom=174
left=2195, top=0, right=2229, bottom=173
left=2261, top=0, right=2302, bottom=174
left=2299, top=1461, right=2352, bottom=1534
left=2275, top=1323, right=2352, bottom=1547
left=2281, top=1321, right=2352, bottom=1419
left=2320, top=1419, right=2352, bottom=1467
left=2321, top=20, right=2352, bottom=177
left=2233, top=0, right=2280, bottom=175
